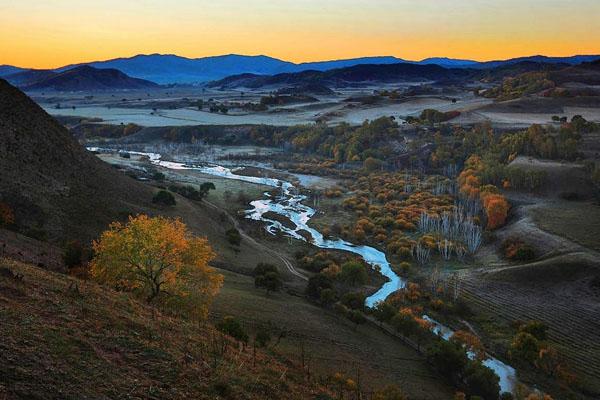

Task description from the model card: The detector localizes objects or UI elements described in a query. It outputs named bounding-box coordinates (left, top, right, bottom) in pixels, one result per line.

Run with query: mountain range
left=2, top=53, right=599, bottom=85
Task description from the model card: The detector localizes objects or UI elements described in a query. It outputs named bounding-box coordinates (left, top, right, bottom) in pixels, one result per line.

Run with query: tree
left=91, top=215, right=222, bottom=318
left=199, top=182, right=216, bottom=199
left=153, top=190, right=176, bottom=206
left=253, top=263, right=282, bottom=295
left=217, top=316, right=248, bottom=343
left=510, top=332, right=540, bottom=364
left=364, top=157, right=384, bottom=172
left=464, top=361, right=500, bottom=400
left=426, top=340, right=469, bottom=383
left=340, top=261, right=368, bottom=287
left=373, top=301, right=397, bottom=324
left=481, top=192, right=509, bottom=229
left=391, top=311, right=419, bottom=338
left=451, top=330, right=486, bottom=360
left=519, top=321, right=548, bottom=341
left=226, top=228, right=242, bottom=246
left=306, top=274, right=333, bottom=299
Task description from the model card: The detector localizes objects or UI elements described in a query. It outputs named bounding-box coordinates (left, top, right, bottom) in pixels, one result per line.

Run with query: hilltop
left=18, top=66, right=160, bottom=91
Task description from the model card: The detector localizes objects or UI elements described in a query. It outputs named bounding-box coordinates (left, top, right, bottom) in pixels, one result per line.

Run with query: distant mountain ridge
left=208, top=59, right=600, bottom=89
left=2, top=53, right=599, bottom=85
left=208, top=63, right=472, bottom=89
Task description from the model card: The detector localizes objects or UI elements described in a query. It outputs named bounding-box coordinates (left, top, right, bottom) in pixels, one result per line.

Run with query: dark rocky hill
left=0, top=79, right=153, bottom=241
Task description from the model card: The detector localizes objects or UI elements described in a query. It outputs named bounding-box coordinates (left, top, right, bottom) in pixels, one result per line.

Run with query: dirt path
left=203, top=198, right=308, bottom=281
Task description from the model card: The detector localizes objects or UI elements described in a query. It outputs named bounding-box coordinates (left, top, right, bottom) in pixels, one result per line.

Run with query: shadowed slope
left=0, top=79, right=154, bottom=241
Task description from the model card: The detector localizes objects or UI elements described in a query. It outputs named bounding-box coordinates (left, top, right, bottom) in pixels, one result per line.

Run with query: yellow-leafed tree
left=91, top=214, right=223, bottom=319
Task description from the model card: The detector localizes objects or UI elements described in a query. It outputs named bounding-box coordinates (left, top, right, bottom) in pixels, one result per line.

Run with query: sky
left=1, top=0, right=599, bottom=69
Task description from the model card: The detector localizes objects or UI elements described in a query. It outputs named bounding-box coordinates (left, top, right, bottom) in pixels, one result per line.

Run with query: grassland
left=530, top=200, right=600, bottom=251
left=0, top=258, right=330, bottom=400
left=210, top=269, right=453, bottom=399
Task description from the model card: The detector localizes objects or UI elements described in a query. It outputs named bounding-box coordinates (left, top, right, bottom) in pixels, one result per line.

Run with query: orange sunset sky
left=1, top=0, right=599, bottom=69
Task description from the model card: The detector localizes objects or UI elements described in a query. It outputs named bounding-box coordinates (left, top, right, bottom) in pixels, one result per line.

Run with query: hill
left=475, top=61, right=568, bottom=83
left=0, top=65, right=25, bottom=77
left=21, top=66, right=159, bottom=91
left=0, top=258, right=328, bottom=399
left=0, top=78, right=154, bottom=242
left=3, top=69, right=57, bottom=87
left=207, top=62, right=472, bottom=89
left=473, top=54, right=600, bottom=69
left=549, top=59, right=600, bottom=85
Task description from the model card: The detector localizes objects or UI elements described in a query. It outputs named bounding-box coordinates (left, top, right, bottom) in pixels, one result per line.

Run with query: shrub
left=502, top=238, right=536, bottom=261
left=519, top=320, right=548, bottom=341
left=216, top=316, right=248, bottom=343
left=319, top=288, right=337, bottom=306
left=0, top=202, right=15, bottom=226
left=152, top=190, right=176, bottom=206
left=347, top=309, right=366, bottom=327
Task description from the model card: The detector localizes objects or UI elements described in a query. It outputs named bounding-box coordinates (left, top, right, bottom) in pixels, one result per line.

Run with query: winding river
left=92, top=148, right=518, bottom=395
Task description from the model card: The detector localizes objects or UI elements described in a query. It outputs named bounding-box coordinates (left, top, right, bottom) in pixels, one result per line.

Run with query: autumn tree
left=91, top=215, right=222, bottom=319
left=481, top=192, right=510, bottom=230
left=451, top=330, right=486, bottom=360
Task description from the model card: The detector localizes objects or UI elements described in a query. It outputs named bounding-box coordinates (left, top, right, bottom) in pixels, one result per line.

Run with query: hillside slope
left=0, top=79, right=154, bottom=242
left=0, top=258, right=327, bottom=399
